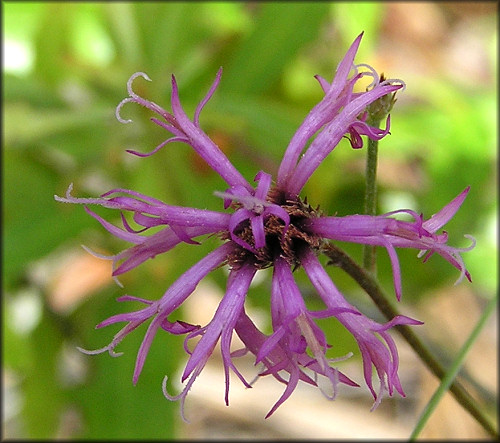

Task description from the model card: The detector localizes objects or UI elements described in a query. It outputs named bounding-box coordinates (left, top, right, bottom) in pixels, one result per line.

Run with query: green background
left=3, top=2, right=497, bottom=439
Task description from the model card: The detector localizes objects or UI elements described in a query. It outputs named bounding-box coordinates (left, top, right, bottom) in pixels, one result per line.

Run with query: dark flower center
left=223, top=188, right=325, bottom=270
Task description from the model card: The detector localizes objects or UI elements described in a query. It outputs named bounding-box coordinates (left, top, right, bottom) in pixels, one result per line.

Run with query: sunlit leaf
left=220, top=2, right=330, bottom=95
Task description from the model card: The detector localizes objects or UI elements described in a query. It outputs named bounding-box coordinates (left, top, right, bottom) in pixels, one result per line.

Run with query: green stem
left=322, top=243, right=498, bottom=439
left=362, top=116, right=381, bottom=273
left=409, top=293, right=498, bottom=439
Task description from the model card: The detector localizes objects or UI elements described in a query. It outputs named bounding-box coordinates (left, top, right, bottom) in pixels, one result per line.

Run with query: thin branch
left=322, top=243, right=498, bottom=439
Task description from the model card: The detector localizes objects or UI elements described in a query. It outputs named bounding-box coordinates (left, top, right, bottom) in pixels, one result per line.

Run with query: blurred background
left=3, top=2, right=497, bottom=439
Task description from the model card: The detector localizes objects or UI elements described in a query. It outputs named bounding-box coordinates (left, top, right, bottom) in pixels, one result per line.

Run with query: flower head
left=55, top=32, right=473, bottom=419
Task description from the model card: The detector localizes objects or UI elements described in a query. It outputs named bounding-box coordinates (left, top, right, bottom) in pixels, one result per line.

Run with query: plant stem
left=322, top=243, right=498, bottom=439
left=362, top=121, right=380, bottom=273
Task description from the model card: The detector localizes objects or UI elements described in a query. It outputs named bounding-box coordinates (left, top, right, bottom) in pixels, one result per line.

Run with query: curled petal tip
left=132, top=71, right=152, bottom=82
left=126, top=72, right=152, bottom=97
left=116, top=97, right=135, bottom=124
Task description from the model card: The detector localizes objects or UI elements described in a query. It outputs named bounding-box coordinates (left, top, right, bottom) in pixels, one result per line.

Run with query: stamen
left=355, top=62, right=379, bottom=89
left=115, top=97, right=135, bottom=124
left=127, top=72, right=152, bottom=97
left=76, top=345, right=122, bottom=356
left=381, top=78, right=406, bottom=91
left=296, top=313, right=326, bottom=372
left=214, top=190, right=272, bottom=212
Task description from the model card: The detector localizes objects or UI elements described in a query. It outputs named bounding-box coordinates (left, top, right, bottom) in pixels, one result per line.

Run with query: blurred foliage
left=3, top=2, right=496, bottom=439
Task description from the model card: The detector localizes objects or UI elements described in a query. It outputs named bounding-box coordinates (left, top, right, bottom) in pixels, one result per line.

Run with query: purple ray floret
left=301, top=186, right=475, bottom=301
left=55, top=32, right=474, bottom=420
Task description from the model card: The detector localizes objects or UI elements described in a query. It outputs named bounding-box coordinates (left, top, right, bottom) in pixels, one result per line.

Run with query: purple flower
left=301, top=187, right=475, bottom=301
left=55, top=32, right=474, bottom=419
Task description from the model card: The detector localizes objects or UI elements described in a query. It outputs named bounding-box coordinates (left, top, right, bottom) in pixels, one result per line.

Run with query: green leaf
left=101, top=3, right=142, bottom=69
left=2, top=151, right=94, bottom=290
left=72, top=273, right=181, bottom=438
left=409, top=294, right=498, bottom=440
left=32, top=4, right=76, bottom=85
left=334, top=2, right=384, bottom=55
left=4, top=103, right=111, bottom=149
left=22, top=311, right=65, bottom=438
left=220, top=2, right=330, bottom=95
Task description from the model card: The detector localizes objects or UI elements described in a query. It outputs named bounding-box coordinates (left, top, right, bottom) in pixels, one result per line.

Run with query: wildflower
left=55, top=32, right=473, bottom=419
left=301, top=186, right=475, bottom=301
